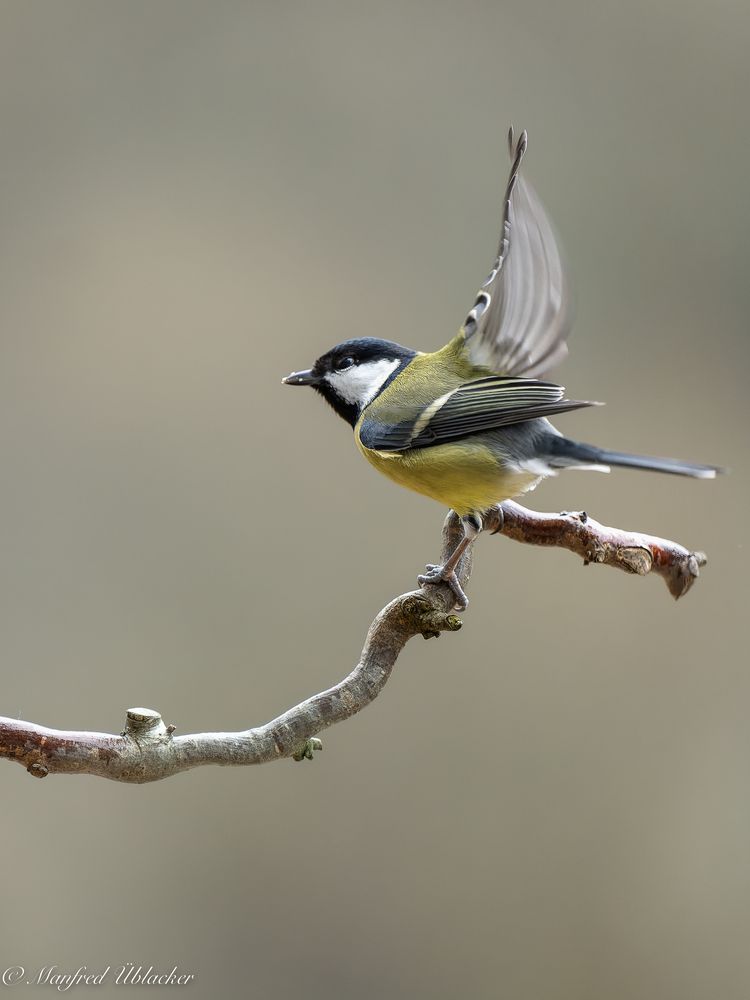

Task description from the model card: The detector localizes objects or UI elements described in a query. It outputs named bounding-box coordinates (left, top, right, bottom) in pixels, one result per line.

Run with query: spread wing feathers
left=358, top=376, right=597, bottom=452
left=461, top=128, right=572, bottom=378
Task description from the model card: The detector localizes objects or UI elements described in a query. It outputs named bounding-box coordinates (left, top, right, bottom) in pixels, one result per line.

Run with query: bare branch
left=0, top=503, right=707, bottom=783
left=487, top=501, right=706, bottom=599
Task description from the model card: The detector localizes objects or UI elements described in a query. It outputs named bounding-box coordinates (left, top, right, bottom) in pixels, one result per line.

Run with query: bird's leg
left=418, top=513, right=483, bottom=611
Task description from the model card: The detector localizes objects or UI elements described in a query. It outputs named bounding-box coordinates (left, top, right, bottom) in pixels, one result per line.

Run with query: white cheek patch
left=326, top=359, right=400, bottom=407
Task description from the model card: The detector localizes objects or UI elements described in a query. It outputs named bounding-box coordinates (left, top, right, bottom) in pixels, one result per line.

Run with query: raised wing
left=358, top=375, right=596, bottom=452
left=461, top=128, right=572, bottom=378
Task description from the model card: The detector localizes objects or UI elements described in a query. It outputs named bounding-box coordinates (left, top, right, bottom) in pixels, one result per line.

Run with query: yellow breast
left=352, top=333, right=543, bottom=515
left=355, top=433, right=540, bottom=517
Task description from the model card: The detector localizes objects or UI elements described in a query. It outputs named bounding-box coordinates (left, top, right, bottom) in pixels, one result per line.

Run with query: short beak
left=282, top=368, right=319, bottom=386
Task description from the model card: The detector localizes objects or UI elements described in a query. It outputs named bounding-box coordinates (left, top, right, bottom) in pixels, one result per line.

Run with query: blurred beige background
left=1, top=2, right=748, bottom=998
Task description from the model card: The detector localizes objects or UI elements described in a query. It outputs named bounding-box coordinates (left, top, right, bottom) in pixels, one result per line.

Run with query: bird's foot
left=417, top=564, right=469, bottom=611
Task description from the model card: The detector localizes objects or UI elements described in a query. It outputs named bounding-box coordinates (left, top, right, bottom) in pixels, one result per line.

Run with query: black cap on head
left=282, top=337, right=416, bottom=426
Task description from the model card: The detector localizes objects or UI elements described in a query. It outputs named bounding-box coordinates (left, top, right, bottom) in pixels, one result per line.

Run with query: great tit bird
left=283, top=128, right=720, bottom=609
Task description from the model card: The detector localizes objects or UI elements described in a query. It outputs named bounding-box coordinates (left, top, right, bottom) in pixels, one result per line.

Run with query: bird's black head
left=282, top=337, right=416, bottom=426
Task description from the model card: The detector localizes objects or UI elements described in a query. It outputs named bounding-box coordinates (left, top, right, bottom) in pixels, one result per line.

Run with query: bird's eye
left=334, top=356, right=355, bottom=372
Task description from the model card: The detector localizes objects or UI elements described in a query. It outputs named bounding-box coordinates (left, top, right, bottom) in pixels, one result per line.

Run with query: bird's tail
left=543, top=435, right=722, bottom=479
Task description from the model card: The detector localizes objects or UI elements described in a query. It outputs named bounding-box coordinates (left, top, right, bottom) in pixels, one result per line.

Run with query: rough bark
left=0, top=503, right=707, bottom=783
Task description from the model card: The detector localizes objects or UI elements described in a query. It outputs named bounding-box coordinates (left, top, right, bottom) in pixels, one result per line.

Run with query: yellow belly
left=356, top=435, right=541, bottom=517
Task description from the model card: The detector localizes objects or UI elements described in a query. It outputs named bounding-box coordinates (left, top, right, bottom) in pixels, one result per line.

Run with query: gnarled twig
left=488, top=501, right=706, bottom=599
left=0, top=503, right=707, bottom=783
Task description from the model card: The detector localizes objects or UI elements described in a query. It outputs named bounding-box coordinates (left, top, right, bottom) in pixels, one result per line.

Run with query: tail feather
left=544, top=436, right=722, bottom=480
